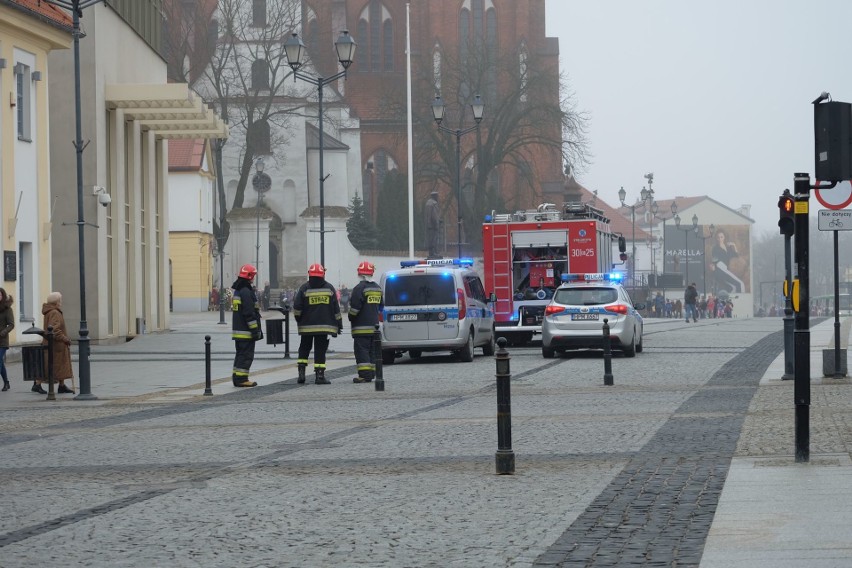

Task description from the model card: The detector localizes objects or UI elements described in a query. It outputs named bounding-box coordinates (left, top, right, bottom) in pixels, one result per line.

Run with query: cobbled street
left=1, top=316, right=849, bottom=567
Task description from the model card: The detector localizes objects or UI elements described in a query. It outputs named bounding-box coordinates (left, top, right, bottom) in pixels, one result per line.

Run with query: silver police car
left=541, top=273, right=644, bottom=358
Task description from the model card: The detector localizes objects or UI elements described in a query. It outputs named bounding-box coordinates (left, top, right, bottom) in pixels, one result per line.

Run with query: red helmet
left=238, top=264, right=257, bottom=280
left=357, top=261, right=375, bottom=276
left=308, top=263, right=326, bottom=277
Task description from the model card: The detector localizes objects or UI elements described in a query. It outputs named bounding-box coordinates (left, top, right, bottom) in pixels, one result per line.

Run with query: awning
left=105, top=83, right=228, bottom=140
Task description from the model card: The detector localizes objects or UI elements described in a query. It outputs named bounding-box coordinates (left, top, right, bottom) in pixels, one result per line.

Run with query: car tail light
left=605, top=304, right=628, bottom=315
left=378, top=310, right=384, bottom=322
left=544, top=305, right=566, bottom=315
left=457, top=288, right=466, bottom=319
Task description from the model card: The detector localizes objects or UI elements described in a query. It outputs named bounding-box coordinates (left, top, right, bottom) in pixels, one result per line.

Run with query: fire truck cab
left=482, top=202, right=621, bottom=345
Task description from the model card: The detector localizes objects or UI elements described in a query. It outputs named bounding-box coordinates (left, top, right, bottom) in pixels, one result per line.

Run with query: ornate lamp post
left=674, top=213, right=699, bottom=285
left=432, top=94, right=485, bottom=258
left=618, top=185, right=651, bottom=291
left=251, top=158, right=271, bottom=276
left=284, top=30, right=356, bottom=267
left=43, top=0, right=106, bottom=400
left=694, top=223, right=716, bottom=297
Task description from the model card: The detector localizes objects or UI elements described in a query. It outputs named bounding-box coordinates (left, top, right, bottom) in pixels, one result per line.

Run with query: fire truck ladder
left=489, top=224, right=513, bottom=319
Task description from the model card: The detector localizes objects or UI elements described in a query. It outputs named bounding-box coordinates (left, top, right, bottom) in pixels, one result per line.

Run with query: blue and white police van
left=380, top=258, right=496, bottom=364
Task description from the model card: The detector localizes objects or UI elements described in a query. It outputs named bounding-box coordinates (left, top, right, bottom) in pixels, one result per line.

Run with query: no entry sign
left=814, top=180, right=852, bottom=210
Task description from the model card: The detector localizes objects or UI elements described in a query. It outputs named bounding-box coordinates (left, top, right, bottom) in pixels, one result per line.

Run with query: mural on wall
left=663, top=224, right=751, bottom=295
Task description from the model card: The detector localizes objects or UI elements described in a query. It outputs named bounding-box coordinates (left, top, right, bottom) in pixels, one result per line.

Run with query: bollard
left=204, top=335, right=213, bottom=396
left=283, top=303, right=291, bottom=358
left=602, top=318, right=614, bottom=386
left=495, top=337, right=515, bottom=475
left=373, top=324, right=384, bottom=392
left=46, top=326, right=55, bottom=401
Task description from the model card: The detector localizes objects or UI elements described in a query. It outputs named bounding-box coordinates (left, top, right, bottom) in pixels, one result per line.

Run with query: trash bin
left=21, top=344, right=46, bottom=381
left=266, top=318, right=284, bottom=345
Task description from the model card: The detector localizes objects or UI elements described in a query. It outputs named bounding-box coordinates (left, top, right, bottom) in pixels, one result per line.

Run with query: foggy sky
left=545, top=0, right=852, bottom=236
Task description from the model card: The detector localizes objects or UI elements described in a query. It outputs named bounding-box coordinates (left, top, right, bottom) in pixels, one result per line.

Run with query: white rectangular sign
left=818, top=209, right=852, bottom=231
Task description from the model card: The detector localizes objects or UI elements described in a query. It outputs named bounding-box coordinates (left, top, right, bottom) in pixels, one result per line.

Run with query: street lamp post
left=674, top=213, right=699, bottom=286
left=44, top=0, right=106, bottom=400
left=284, top=31, right=356, bottom=267
left=694, top=223, right=716, bottom=297
left=618, top=185, right=650, bottom=292
left=251, top=158, right=271, bottom=275
left=432, top=94, right=485, bottom=258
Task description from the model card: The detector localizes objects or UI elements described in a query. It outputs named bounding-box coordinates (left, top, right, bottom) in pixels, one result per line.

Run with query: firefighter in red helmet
left=293, top=263, right=342, bottom=384
left=349, top=261, right=382, bottom=383
left=231, top=263, right=262, bottom=387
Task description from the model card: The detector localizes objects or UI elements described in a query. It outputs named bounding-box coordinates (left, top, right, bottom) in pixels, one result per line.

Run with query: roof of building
left=568, top=181, right=652, bottom=240
left=3, top=0, right=73, bottom=30
left=306, top=123, right=349, bottom=151
left=168, top=138, right=207, bottom=172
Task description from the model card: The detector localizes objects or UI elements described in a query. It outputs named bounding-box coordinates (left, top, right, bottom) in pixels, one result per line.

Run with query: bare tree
left=164, top=0, right=308, bottom=246
left=407, top=40, right=589, bottom=249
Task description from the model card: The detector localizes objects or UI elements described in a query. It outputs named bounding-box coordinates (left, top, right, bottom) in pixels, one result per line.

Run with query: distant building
left=168, top=139, right=217, bottom=312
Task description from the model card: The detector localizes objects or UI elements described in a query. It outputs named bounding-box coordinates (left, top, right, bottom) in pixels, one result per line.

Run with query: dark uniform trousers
left=233, top=339, right=256, bottom=382
left=353, top=335, right=375, bottom=380
left=298, top=335, right=330, bottom=370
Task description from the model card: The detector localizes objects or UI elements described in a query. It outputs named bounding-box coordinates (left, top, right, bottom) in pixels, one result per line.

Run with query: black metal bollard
left=283, top=303, right=291, bottom=358
left=204, top=335, right=213, bottom=396
left=373, top=324, right=384, bottom=391
left=602, top=318, right=614, bottom=386
left=495, top=337, right=515, bottom=475
left=46, top=326, right=55, bottom=401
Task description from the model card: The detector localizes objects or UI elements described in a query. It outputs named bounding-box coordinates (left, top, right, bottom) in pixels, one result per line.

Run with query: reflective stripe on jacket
left=293, top=280, right=341, bottom=335
left=348, top=280, right=383, bottom=335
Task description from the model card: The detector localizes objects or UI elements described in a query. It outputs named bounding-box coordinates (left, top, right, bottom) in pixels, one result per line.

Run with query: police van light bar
left=561, top=272, right=625, bottom=283
left=400, top=258, right=474, bottom=268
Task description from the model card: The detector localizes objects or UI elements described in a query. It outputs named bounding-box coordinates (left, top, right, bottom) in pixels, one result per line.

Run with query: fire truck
left=482, top=202, right=624, bottom=345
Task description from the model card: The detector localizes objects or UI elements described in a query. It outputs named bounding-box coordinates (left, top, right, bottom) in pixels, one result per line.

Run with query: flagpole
left=406, top=0, right=414, bottom=258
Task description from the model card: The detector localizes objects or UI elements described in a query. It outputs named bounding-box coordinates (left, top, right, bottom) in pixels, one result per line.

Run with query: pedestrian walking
left=348, top=261, right=383, bottom=383
left=293, top=263, right=342, bottom=385
left=231, top=264, right=262, bottom=387
left=262, top=281, right=271, bottom=311
left=0, top=288, right=14, bottom=392
left=684, top=282, right=698, bottom=323
left=35, top=292, right=74, bottom=394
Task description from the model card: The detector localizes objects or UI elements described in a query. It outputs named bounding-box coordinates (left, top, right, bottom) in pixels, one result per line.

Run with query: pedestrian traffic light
left=778, top=190, right=795, bottom=237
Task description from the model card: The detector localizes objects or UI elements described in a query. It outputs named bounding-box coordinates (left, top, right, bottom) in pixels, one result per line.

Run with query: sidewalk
left=700, top=316, right=852, bottom=567
left=0, top=310, right=356, bottom=407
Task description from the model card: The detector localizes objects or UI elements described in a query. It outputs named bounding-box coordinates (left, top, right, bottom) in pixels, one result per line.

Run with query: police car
left=541, top=272, right=645, bottom=358
left=380, top=258, right=496, bottom=364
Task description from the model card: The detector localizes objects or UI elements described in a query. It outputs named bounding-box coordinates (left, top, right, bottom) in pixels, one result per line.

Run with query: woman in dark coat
left=0, top=287, right=14, bottom=391
left=33, top=291, right=74, bottom=394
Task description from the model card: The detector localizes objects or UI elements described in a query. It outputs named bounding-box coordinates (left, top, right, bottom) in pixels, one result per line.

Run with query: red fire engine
left=482, top=202, right=624, bottom=345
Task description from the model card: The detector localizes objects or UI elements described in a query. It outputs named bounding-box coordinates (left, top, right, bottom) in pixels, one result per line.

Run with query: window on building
left=15, top=63, right=31, bottom=141
left=249, top=120, right=271, bottom=155
left=358, top=1, right=393, bottom=72
left=252, top=59, right=269, bottom=90
left=252, top=0, right=266, bottom=27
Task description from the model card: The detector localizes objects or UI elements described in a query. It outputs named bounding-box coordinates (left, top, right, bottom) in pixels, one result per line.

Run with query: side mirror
left=618, top=236, right=627, bottom=253
left=488, top=292, right=497, bottom=303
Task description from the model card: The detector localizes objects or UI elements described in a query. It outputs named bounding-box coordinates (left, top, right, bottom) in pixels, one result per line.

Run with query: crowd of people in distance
left=649, top=291, right=734, bottom=319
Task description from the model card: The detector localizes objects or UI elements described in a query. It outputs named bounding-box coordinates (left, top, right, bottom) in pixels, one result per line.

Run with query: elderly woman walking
left=32, top=291, right=74, bottom=394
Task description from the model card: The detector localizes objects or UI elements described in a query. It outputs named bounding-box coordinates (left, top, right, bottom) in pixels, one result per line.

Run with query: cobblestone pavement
left=0, top=316, right=833, bottom=567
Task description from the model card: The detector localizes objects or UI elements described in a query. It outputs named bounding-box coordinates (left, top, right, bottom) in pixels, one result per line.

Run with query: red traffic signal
left=778, top=190, right=795, bottom=236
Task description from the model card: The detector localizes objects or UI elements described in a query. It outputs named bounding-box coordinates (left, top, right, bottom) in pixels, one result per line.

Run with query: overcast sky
left=545, top=0, right=852, bottom=236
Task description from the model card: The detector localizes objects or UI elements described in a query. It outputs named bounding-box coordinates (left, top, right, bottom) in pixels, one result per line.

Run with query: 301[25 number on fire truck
left=482, top=202, right=626, bottom=346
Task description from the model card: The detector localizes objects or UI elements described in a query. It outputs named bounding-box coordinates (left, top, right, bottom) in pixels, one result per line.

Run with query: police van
left=380, top=258, right=496, bottom=364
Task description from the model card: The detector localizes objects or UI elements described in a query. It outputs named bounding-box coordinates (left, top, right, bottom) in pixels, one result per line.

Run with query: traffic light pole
left=782, top=232, right=794, bottom=380
left=792, top=173, right=811, bottom=463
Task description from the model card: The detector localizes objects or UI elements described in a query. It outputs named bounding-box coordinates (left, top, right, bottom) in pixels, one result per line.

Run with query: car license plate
left=390, top=313, right=418, bottom=322
left=571, top=313, right=599, bottom=321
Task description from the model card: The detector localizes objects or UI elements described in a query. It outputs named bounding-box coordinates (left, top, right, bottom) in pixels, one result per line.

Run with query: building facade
left=0, top=1, right=72, bottom=342
left=48, top=3, right=226, bottom=341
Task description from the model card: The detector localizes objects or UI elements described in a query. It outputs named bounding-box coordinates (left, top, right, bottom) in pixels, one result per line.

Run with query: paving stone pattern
left=533, top=331, right=783, bottom=567
left=0, top=318, right=785, bottom=567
